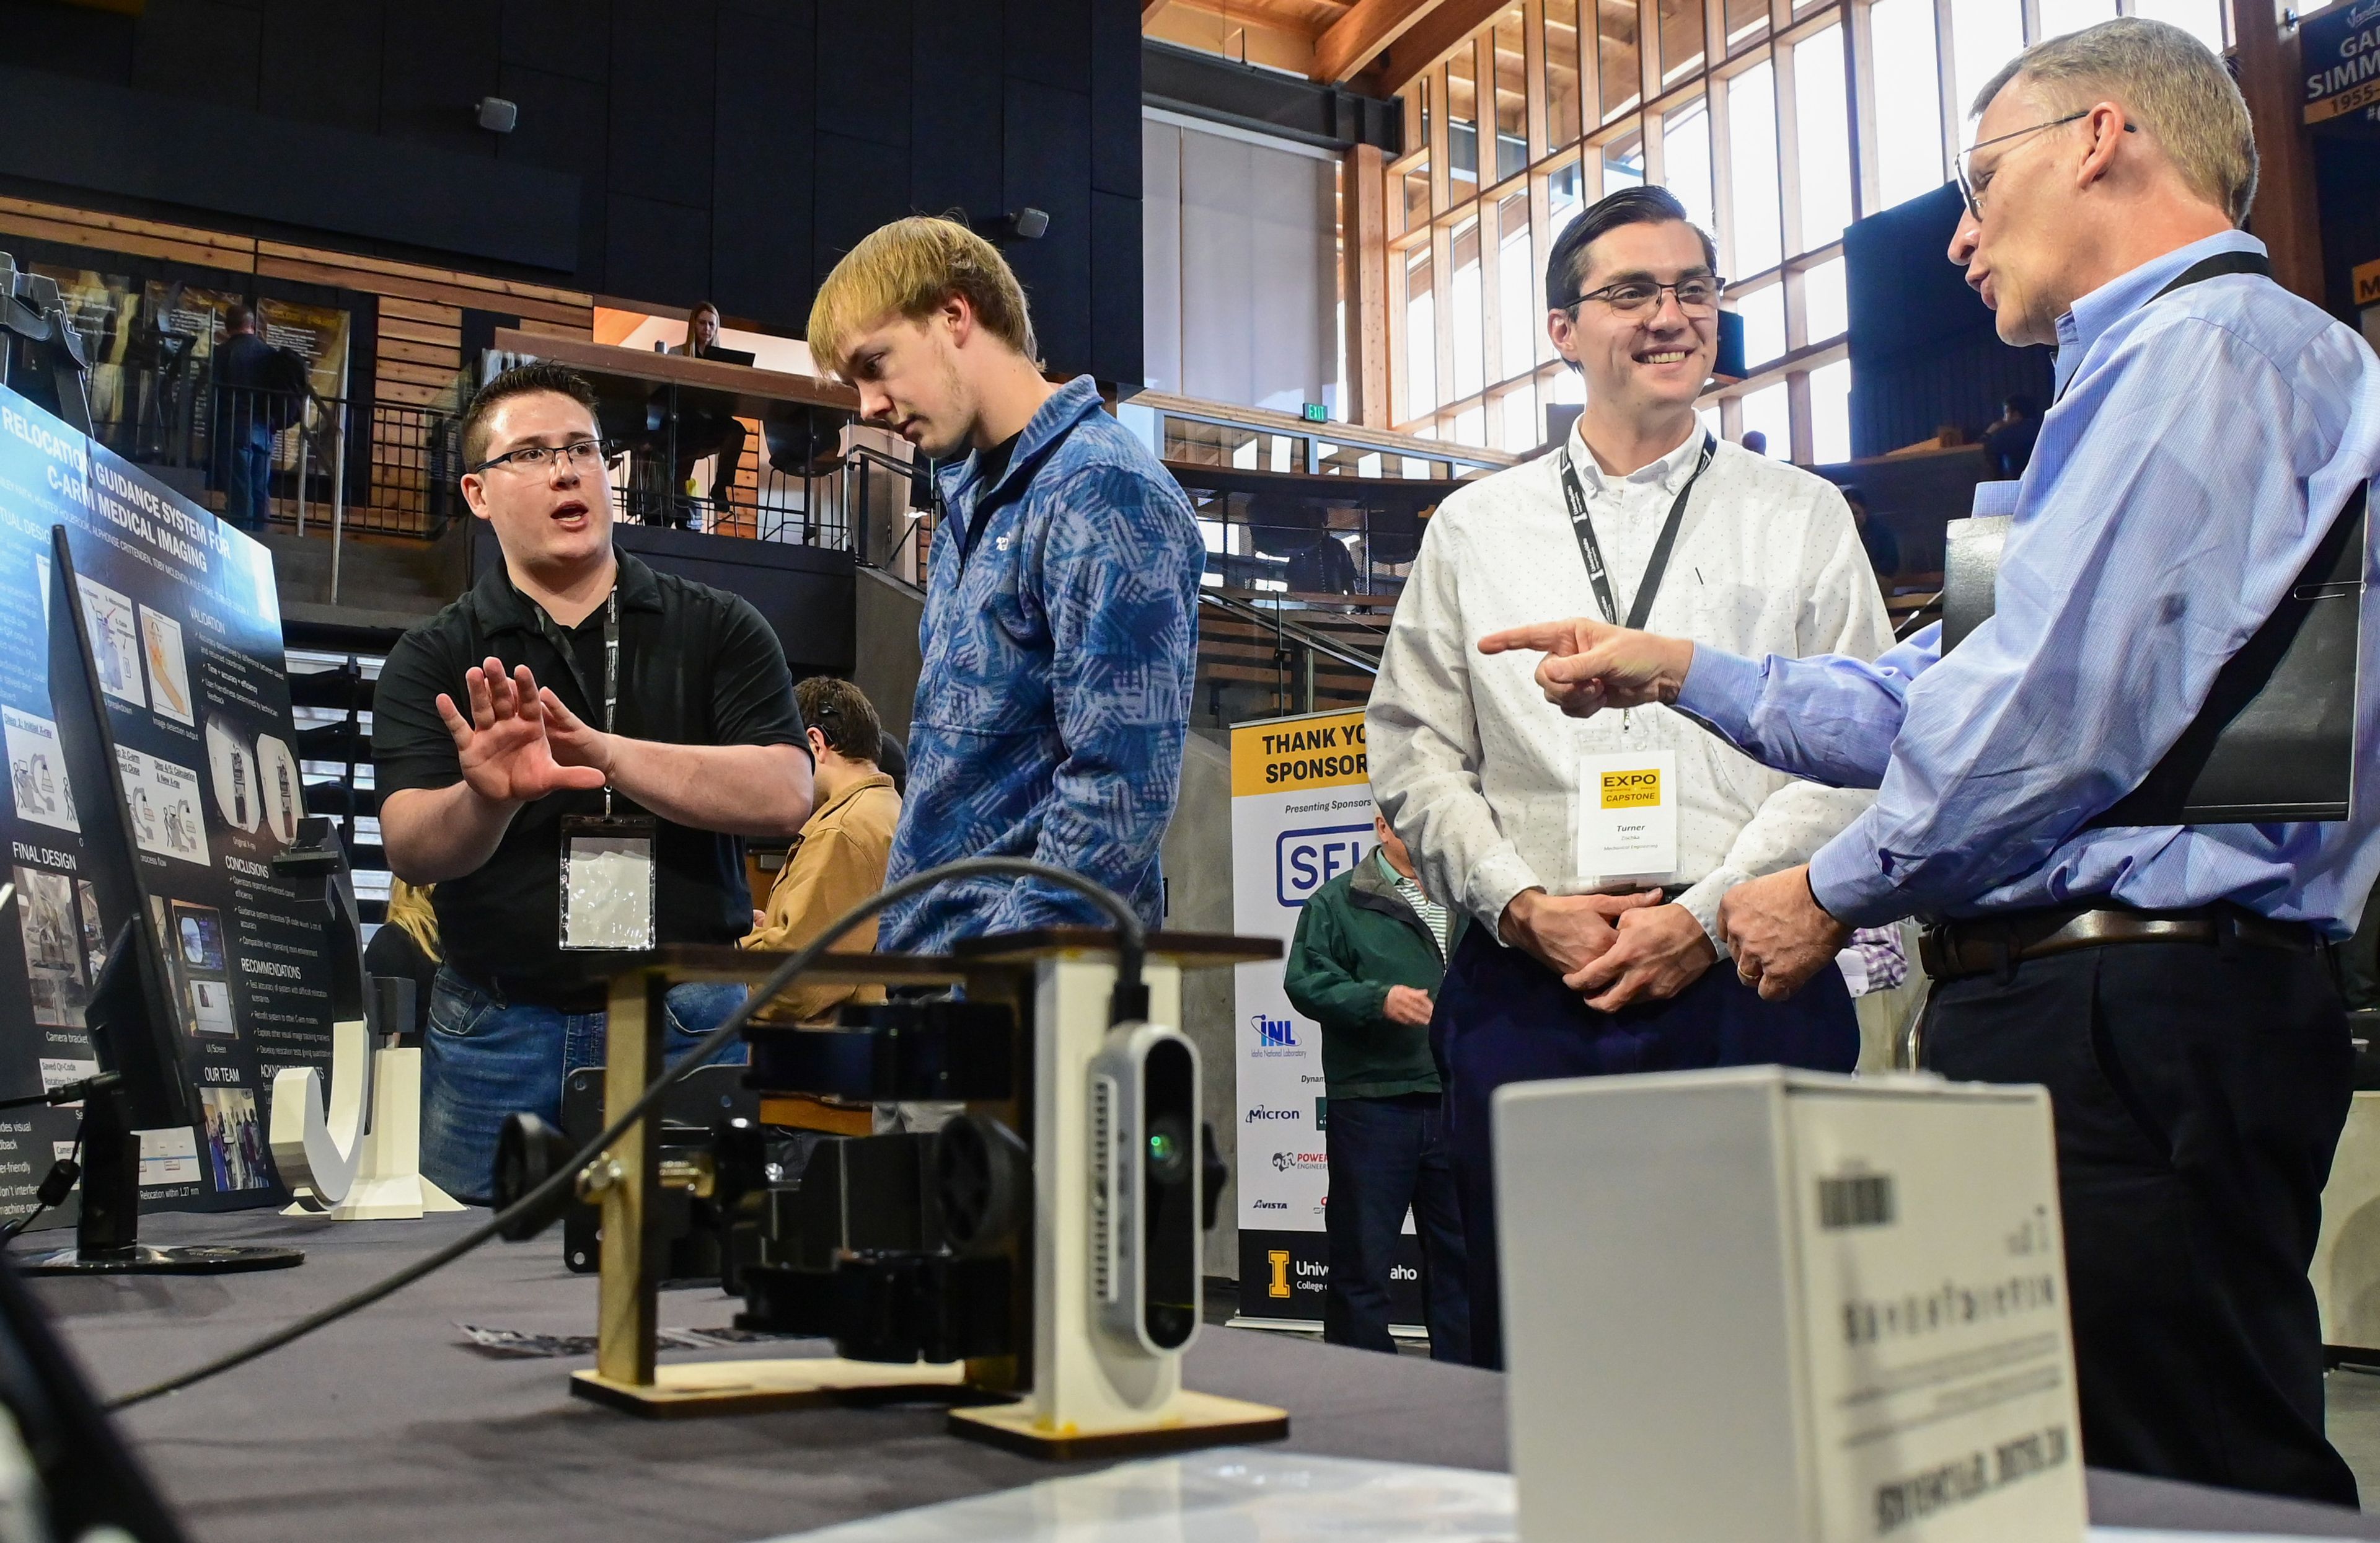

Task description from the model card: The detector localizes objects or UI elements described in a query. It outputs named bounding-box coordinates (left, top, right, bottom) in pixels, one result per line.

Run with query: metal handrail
left=1197, top=588, right=1380, bottom=676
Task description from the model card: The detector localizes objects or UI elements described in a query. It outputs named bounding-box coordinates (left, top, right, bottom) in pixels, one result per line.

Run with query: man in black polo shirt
left=372, top=362, right=812, bottom=1201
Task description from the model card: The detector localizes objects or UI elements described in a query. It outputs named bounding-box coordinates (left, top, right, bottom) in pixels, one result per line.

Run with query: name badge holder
left=557, top=591, right=658, bottom=952
left=1577, top=748, right=1680, bottom=888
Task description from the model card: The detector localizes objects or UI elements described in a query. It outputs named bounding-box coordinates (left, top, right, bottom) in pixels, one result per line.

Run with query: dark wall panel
left=132, top=0, right=261, bottom=112
left=379, top=0, right=500, bottom=156
left=1006, top=0, right=1090, bottom=94
left=607, top=192, right=713, bottom=303
left=5, top=0, right=1143, bottom=381
left=260, top=0, right=382, bottom=134
left=817, top=0, right=911, bottom=151
left=609, top=0, right=717, bottom=208
left=1088, top=0, right=1140, bottom=199
left=1090, top=188, right=1142, bottom=390
left=713, top=4, right=817, bottom=326
left=503, top=0, right=610, bottom=85
left=910, top=0, right=1003, bottom=223
left=814, top=133, right=914, bottom=285
left=1003, top=79, right=1093, bottom=374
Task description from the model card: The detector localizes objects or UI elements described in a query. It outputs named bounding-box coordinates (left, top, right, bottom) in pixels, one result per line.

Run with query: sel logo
left=1599, top=767, right=1662, bottom=809
left=1275, top=822, right=1373, bottom=908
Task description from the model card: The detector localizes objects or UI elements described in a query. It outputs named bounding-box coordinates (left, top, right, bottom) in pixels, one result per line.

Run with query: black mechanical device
left=496, top=993, right=1228, bottom=1370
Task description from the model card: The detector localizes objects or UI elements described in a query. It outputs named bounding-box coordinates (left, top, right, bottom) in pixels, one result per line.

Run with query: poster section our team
left=0, top=379, right=330, bottom=1218
left=1230, top=709, right=1427, bottom=1325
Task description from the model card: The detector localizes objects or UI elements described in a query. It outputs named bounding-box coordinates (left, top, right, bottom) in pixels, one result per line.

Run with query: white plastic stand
left=270, top=1019, right=459, bottom=1221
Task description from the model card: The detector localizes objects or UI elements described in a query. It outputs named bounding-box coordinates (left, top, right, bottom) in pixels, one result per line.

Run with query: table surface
left=16, top=1208, right=2380, bottom=1542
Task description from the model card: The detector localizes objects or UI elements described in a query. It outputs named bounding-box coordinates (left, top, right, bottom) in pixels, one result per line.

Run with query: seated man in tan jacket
left=741, top=676, right=902, bottom=1025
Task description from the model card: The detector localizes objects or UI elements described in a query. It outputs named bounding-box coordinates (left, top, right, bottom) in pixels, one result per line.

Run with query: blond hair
left=384, top=878, right=440, bottom=964
left=806, top=216, right=1036, bottom=381
left=1971, top=17, right=2257, bottom=224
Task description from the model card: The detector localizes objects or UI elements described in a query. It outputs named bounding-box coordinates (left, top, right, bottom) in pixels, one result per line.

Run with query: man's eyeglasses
left=469, top=439, right=616, bottom=477
left=1955, top=112, right=2136, bottom=219
left=1567, top=276, right=1727, bottom=318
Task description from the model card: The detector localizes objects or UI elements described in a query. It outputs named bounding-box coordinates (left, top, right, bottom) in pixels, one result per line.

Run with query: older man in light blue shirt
left=1485, top=19, right=2380, bottom=1508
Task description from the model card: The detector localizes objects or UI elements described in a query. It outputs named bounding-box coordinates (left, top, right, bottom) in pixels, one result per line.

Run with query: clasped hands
left=1479, top=618, right=1848, bottom=1003
left=434, top=657, right=617, bottom=807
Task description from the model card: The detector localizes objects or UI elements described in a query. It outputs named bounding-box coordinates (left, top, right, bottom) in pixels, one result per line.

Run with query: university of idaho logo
left=1267, top=1250, right=1292, bottom=1299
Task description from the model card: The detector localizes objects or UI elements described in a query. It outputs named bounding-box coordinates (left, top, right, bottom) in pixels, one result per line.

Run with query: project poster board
left=0, top=379, right=332, bottom=1218
left=1229, top=709, right=1427, bottom=1327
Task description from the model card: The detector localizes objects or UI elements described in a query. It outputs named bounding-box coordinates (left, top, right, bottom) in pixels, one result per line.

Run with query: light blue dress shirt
left=1676, top=231, right=2380, bottom=937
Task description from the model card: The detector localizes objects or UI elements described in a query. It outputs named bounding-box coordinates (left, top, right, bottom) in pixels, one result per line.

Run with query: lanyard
left=533, top=588, right=622, bottom=815
left=1557, top=431, right=1716, bottom=632
left=600, top=588, right=619, bottom=816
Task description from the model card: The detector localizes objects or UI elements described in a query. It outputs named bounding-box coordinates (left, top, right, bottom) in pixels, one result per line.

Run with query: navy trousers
left=1323, top=1092, right=1471, bottom=1362
left=1433, top=926, right=1859, bottom=1369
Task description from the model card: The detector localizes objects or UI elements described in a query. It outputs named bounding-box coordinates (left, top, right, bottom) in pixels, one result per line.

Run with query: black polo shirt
left=371, top=551, right=806, bottom=1005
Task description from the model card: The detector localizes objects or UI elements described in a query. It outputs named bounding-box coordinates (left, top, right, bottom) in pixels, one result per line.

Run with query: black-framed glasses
left=468, top=438, right=617, bottom=477
left=1567, top=275, right=1727, bottom=318
left=1955, top=112, right=2136, bottom=218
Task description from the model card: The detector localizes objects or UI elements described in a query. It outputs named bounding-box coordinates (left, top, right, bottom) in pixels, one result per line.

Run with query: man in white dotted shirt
left=1368, top=187, right=1892, bottom=1368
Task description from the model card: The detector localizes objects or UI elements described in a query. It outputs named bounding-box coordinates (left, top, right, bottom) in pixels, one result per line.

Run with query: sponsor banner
left=2305, top=0, right=2380, bottom=128
left=1234, top=709, right=1429, bottom=1326
left=1238, top=1229, right=1427, bottom=1326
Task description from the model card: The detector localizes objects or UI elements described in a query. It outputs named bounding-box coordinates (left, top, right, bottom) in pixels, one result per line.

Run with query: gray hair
left=1969, top=17, right=2257, bottom=225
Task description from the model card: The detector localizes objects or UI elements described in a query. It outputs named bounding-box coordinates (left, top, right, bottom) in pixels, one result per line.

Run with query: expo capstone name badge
left=1577, top=749, right=1677, bottom=886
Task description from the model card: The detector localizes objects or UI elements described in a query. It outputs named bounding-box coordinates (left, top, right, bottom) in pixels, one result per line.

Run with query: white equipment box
left=1497, top=1067, right=2085, bottom=1543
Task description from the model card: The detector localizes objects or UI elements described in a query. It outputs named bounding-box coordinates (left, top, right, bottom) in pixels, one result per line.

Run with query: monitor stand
left=18, top=1081, right=303, bottom=1275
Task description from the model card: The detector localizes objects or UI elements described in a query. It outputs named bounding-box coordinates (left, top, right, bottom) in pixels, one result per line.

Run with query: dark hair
left=796, top=676, right=882, bottom=766
left=460, top=362, right=600, bottom=469
left=1836, top=481, right=1871, bottom=513
left=1545, top=186, right=1721, bottom=312
left=2002, top=394, right=2040, bottom=419
left=223, top=303, right=255, bottom=333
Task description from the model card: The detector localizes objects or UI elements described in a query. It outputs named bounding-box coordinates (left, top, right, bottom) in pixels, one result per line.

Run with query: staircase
left=1194, top=588, right=1391, bottom=727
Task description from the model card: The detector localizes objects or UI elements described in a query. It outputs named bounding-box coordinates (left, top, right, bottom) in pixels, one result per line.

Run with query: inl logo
left=1267, top=1250, right=1292, bottom=1299
left=1275, top=822, right=1373, bottom=908
left=1253, top=1014, right=1297, bottom=1048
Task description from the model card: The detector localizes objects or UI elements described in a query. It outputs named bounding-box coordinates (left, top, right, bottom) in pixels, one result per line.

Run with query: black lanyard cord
left=1557, top=431, right=1717, bottom=632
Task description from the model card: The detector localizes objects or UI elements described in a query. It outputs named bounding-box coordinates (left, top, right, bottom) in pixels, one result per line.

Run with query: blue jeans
left=420, top=967, right=750, bottom=1203
left=223, top=421, right=271, bottom=529
left=1323, top=1091, right=1470, bottom=1363
left=1432, top=927, right=1857, bottom=1369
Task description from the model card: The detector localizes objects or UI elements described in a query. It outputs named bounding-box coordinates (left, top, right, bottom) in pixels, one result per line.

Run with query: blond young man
left=806, top=217, right=1204, bottom=953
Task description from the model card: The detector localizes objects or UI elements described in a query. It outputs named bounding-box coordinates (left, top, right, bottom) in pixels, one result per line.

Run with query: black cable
left=1, top=1124, right=86, bottom=1245
left=104, top=856, right=1142, bottom=1413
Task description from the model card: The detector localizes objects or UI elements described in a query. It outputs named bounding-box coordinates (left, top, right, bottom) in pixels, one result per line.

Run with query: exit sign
left=1301, top=402, right=1328, bottom=423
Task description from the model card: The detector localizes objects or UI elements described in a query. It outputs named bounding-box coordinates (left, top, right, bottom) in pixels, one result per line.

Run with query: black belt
left=1918, top=903, right=2322, bottom=983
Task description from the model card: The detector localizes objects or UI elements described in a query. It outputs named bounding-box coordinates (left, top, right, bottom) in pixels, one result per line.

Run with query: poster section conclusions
left=1229, top=711, right=1429, bottom=1325
left=0, top=382, right=329, bottom=1217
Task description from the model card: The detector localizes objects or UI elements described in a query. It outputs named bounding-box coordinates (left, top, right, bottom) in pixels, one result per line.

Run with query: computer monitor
left=16, top=529, right=299, bottom=1275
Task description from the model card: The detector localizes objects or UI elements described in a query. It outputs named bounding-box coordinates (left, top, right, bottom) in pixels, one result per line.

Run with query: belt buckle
left=1916, top=927, right=1950, bottom=981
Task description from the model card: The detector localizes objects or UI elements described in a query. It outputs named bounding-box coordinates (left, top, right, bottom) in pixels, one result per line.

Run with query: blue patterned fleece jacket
left=878, top=376, right=1205, bottom=953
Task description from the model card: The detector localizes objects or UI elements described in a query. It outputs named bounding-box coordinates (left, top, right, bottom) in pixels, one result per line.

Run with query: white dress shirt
left=1367, top=421, right=1893, bottom=956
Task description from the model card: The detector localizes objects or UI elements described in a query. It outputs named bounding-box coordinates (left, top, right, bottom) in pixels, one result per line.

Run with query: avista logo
left=1244, top=1105, right=1298, bottom=1123
left=1252, top=1199, right=1287, bottom=1210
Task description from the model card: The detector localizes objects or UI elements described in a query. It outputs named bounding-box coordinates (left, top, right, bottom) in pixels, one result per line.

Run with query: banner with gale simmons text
left=1231, top=709, right=1427, bottom=1327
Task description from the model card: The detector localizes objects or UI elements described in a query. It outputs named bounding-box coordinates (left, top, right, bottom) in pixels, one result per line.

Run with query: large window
left=1376, top=0, right=2232, bottom=460
left=1868, top=0, right=1947, bottom=211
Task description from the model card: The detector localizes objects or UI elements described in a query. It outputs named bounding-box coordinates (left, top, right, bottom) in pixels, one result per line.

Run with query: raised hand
left=434, top=657, right=607, bottom=807
left=536, top=687, right=618, bottom=776
left=1477, top=619, right=1696, bottom=718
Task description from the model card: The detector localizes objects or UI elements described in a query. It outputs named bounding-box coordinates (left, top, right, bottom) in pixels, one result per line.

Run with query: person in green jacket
left=1284, top=807, right=1470, bottom=1362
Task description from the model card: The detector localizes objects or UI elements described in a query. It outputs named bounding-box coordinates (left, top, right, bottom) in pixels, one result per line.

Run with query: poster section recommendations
left=0, top=379, right=331, bottom=1219
left=1230, top=709, right=1428, bottom=1328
